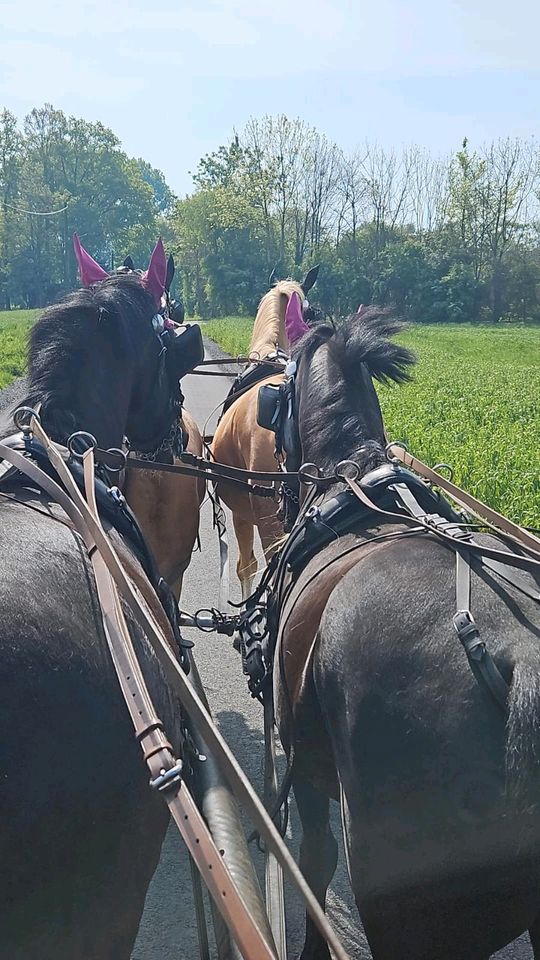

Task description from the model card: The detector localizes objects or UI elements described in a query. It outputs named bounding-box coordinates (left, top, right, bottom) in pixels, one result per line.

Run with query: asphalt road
left=132, top=343, right=532, bottom=960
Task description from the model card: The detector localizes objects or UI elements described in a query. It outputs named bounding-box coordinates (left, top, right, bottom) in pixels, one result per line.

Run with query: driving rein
left=0, top=415, right=350, bottom=960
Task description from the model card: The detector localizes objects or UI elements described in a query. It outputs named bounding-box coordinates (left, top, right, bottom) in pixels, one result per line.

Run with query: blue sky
left=1, top=0, right=539, bottom=195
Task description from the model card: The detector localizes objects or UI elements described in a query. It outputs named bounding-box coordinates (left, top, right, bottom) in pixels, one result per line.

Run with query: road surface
left=133, top=342, right=532, bottom=960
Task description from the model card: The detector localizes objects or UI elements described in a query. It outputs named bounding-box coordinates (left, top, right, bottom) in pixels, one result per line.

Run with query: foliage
left=204, top=316, right=540, bottom=525
left=0, top=105, right=173, bottom=308
left=0, top=308, right=38, bottom=387
left=169, top=121, right=540, bottom=323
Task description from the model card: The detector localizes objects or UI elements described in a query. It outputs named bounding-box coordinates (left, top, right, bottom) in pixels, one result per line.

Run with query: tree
left=0, top=109, right=23, bottom=308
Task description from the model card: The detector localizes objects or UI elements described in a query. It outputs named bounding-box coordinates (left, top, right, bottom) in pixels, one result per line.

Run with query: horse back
left=306, top=530, right=540, bottom=943
left=0, top=497, right=179, bottom=959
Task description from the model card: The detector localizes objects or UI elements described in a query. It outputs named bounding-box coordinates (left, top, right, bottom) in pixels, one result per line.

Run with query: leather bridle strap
left=3, top=421, right=350, bottom=960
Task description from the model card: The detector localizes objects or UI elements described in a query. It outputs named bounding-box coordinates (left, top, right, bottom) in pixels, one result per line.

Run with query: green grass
left=204, top=317, right=255, bottom=358
left=205, top=316, right=540, bottom=526
left=0, top=309, right=39, bottom=389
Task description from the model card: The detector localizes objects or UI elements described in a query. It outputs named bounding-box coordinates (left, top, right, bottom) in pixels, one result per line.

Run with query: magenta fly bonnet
left=72, top=234, right=167, bottom=307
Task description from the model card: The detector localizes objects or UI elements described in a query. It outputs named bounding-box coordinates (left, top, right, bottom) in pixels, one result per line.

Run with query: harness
left=0, top=410, right=351, bottom=960
left=218, top=349, right=288, bottom=423
left=0, top=423, right=193, bottom=666
left=243, top=370, right=540, bottom=718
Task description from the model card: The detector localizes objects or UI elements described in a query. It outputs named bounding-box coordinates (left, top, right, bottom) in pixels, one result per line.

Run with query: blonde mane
left=250, top=279, right=305, bottom=358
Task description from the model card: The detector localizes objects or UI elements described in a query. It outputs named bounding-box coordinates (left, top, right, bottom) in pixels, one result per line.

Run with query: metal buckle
left=149, top=760, right=183, bottom=792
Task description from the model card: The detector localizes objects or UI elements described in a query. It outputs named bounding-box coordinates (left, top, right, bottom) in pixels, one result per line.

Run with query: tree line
left=0, top=105, right=172, bottom=307
left=2, top=106, right=540, bottom=322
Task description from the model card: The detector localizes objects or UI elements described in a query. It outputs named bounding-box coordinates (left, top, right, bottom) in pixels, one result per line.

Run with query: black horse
left=274, top=309, right=540, bottom=959
left=0, top=273, right=193, bottom=959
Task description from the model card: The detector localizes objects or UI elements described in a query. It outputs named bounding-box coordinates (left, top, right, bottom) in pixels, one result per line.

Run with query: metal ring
left=385, top=440, right=407, bottom=463
left=67, top=431, right=98, bottom=461
left=433, top=462, right=454, bottom=482
left=335, top=459, right=360, bottom=481
left=13, top=406, right=41, bottom=433
left=298, top=462, right=320, bottom=485
left=103, top=447, right=127, bottom=474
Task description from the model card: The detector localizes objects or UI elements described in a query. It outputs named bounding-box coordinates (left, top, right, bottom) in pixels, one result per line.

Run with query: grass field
left=0, top=309, right=39, bottom=389
left=1, top=310, right=538, bottom=524
left=206, top=317, right=540, bottom=526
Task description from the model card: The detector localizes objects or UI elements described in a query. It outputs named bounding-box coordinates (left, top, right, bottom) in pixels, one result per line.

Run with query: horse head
left=24, top=235, right=198, bottom=451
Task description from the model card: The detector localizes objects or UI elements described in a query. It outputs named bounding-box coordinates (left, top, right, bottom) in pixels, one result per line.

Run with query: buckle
left=454, top=610, right=485, bottom=660
left=149, top=760, right=183, bottom=792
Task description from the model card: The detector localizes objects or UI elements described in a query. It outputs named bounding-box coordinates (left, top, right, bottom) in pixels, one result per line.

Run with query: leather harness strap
left=42, top=425, right=277, bottom=960
left=388, top=444, right=540, bottom=557
left=0, top=422, right=351, bottom=960
left=344, top=475, right=516, bottom=712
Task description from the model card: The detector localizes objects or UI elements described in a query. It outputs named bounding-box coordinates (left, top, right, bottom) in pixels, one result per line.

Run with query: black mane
left=292, top=307, right=415, bottom=474
left=21, top=275, right=158, bottom=444
left=294, top=307, right=415, bottom=384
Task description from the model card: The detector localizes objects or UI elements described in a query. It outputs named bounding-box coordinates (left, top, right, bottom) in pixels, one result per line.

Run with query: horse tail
left=506, top=650, right=540, bottom=797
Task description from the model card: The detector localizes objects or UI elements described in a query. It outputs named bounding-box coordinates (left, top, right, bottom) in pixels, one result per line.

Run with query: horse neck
left=297, top=344, right=387, bottom=477
left=28, top=342, right=133, bottom=451
left=250, top=280, right=304, bottom=357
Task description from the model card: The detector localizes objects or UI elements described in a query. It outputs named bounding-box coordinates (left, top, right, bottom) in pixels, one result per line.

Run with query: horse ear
left=269, top=265, right=279, bottom=286
left=301, top=263, right=320, bottom=295
left=285, top=291, right=310, bottom=345
left=123, top=255, right=134, bottom=270
left=166, top=254, right=175, bottom=293
left=73, top=233, right=110, bottom=287
left=141, top=238, right=167, bottom=306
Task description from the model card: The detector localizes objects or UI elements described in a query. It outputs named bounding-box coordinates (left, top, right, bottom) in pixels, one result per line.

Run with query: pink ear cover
left=285, top=291, right=310, bottom=344
left=73, top=233, right=110, bottom=286
left=141, top=238, right=167, bottom=306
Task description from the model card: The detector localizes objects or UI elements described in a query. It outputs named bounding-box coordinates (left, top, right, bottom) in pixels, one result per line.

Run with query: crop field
left=206, top=317, right=540, bottom=526
left=0, top=309, right=39, bottom=389
left=1, top=310, right=538, bottom=525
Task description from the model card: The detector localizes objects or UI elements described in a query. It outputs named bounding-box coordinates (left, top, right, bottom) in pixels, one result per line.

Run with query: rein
left=120, top=449, right=333, bottom=498
left=0, top=416, right=351, bottom=960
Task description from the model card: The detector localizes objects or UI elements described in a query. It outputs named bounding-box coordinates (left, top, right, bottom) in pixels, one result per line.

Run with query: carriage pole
left=185, top=654, right=276, bottom=959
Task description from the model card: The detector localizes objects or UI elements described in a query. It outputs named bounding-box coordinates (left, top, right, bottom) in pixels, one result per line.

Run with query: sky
left=1, top=0, right=539, bottom=196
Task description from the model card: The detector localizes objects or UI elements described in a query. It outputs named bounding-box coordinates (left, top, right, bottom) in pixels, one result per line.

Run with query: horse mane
left=294, top=307, right=415, bottom=384
left=292, top=307, right=416, bottom=472
left=250, top=279, right=305, bottom=357
left=22, top=274, right=156, bottom=439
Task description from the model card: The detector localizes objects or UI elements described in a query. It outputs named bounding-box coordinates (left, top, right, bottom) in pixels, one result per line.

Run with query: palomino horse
left=271, top=310, right=540, bottom=959
left=211, top=267, right=319, bottom=600
left=0, top=241, right=195, bottom=960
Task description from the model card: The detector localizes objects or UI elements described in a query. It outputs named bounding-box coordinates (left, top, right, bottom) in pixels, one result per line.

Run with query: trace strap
left=387, top=444, right=540, bottom=557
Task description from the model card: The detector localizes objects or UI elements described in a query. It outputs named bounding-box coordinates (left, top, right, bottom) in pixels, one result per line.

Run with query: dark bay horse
left=274, top=310, right=540, bottom=959
left=0, top=263, right=192, bottom=959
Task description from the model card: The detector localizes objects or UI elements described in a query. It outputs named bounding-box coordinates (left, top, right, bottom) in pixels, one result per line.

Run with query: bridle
left=124, top=318, right=183, bottom=457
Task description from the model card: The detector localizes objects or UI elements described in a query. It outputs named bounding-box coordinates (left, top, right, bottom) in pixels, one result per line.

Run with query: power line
left=3, top=201, right=69, bottom=217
